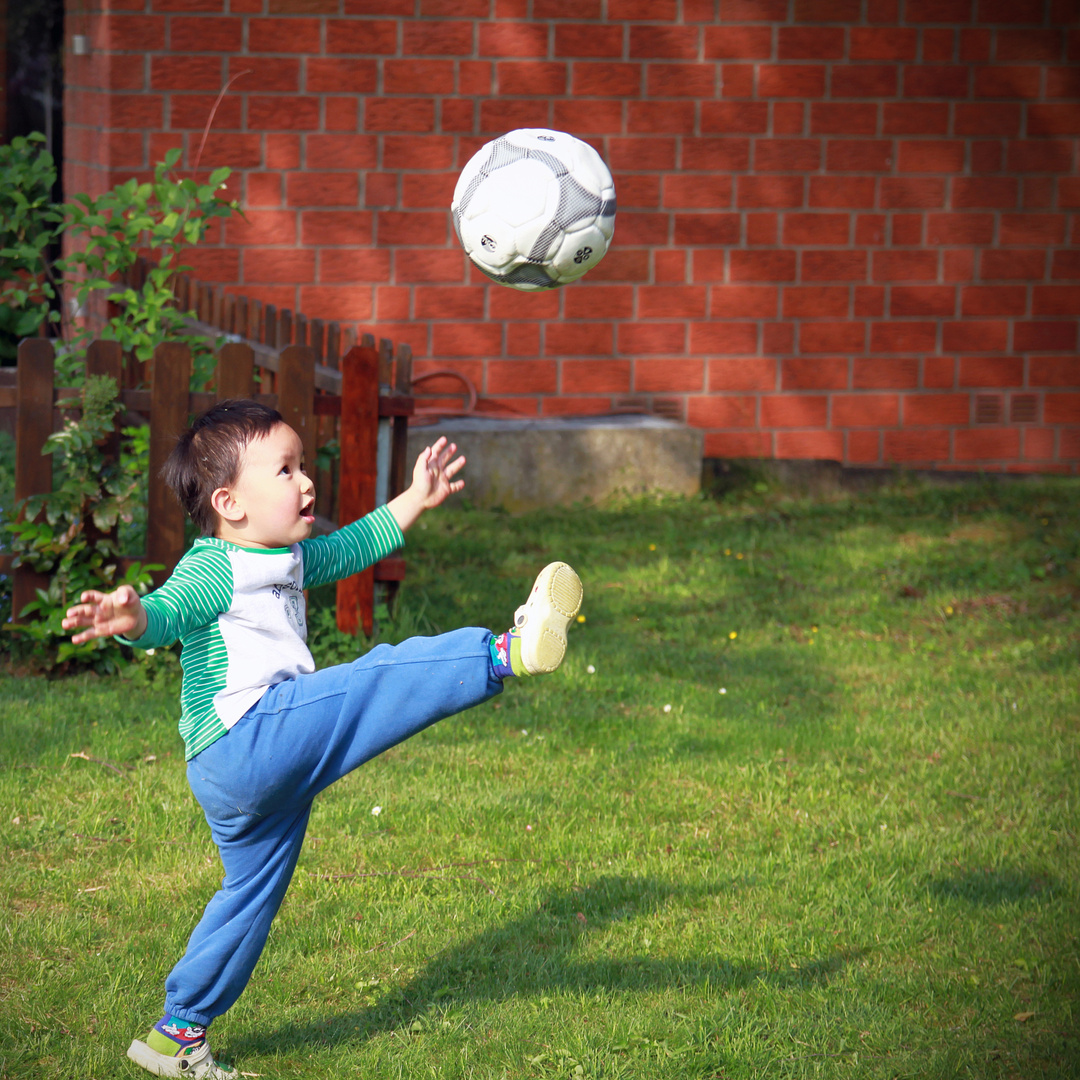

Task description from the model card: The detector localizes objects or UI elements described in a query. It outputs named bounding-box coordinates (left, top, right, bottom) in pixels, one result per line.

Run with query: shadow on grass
left=927, top=867, right=1057, bottom=907
left=231, top=874, right=864, bottom=1057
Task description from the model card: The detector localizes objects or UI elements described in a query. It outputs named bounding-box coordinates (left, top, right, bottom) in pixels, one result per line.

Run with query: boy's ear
left=210, top=486, right=245, bottom=524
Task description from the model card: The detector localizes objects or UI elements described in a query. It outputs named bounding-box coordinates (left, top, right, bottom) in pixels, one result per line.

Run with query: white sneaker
left=513, top=562, right=583, bottom=674
left=127, top=1038, right=238, bottom=1078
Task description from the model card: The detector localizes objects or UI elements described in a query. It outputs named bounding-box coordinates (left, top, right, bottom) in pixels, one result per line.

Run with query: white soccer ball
left=451, top=128, right=616, bottom=291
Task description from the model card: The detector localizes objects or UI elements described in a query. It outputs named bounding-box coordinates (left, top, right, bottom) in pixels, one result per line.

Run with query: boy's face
left=215, top=423, right=316, bottom=549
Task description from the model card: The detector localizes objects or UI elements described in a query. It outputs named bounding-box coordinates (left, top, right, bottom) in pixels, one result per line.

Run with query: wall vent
left=1010, top=393, right=1038, bottom=423
left=651, top=396, right=684, bottom=421
left=974, top=394, right=1004, bottom=424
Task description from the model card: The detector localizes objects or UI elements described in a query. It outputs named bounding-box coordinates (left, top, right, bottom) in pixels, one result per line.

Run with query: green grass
left=2, top=476, right=1079, bottom=1079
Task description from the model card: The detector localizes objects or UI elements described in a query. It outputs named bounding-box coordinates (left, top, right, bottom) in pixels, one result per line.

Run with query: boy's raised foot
left=128, top=1037, right=237, bottom=1078
left=512, top=561, right=583, bottom=675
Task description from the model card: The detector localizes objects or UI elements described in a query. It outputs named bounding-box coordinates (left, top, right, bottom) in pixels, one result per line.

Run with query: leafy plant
left=4, top=375, right=161, bottom=672
left=0, top=133, right=239, bottom=388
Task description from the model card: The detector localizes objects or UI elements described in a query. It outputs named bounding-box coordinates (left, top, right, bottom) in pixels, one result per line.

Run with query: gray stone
left=405, top=414, right=703, bottom=511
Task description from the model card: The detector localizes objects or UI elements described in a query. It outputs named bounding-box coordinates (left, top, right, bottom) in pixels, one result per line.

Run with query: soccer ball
left=451, top=128, right=616, bottom=291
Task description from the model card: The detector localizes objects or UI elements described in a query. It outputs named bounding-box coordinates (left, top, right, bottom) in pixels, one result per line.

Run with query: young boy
left=62, top=399, right=582, bottom=1079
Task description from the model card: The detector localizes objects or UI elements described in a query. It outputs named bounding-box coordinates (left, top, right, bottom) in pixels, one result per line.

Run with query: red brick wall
left=63, top=0, right=1080, bottom=472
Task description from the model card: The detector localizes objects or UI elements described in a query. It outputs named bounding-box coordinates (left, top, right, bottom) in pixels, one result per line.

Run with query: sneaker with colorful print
left=489, top=562, right=582, bottom=677
left=127, top=1015, right=237, bottom=1078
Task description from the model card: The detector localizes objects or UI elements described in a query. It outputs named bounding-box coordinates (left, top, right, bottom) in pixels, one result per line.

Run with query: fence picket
left=277, top=345, right=317, bottom=471
left=217, top=342, right=255, bottom=400
left=147, top=343, right=191, bottom=585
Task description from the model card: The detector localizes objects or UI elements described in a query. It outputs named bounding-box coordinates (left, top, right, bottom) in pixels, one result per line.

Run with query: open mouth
left=300, top=498, right=316, bottom=523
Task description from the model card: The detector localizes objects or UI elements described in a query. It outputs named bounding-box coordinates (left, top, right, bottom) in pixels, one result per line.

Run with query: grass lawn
left=1, top=475, right=1078, bottom=1079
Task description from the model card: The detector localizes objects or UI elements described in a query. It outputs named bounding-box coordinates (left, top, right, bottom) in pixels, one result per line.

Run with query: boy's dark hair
left=162, top=399, right=284, bottom=536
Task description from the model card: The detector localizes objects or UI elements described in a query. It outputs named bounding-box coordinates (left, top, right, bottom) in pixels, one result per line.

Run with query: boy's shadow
left=232, top=874, right=860, bottom=1057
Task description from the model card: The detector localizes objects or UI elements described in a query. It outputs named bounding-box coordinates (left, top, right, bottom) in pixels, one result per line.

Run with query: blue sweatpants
left=164, top=627, right=501, bottom=1027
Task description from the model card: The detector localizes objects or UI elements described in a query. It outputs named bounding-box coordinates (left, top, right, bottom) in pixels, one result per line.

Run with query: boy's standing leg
left=129, top=563, right=582, bottom=1078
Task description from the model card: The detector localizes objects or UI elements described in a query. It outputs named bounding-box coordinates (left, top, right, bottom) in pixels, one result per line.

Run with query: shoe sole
left=127, top=1039, right=236, bottom=1079
left=515, top=562, right=583, bottom=675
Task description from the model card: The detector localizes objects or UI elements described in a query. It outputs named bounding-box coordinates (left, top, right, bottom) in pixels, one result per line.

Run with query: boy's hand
left=387, top=436, right=466, bottom=532
left=412, top=436, right=465, bottom=509
left=62, top=585, right=148, bottom=645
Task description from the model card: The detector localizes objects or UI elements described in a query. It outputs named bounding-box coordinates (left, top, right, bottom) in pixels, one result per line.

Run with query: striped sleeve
left=298, top=504, right=404, bottom=590
left=121, top=545, right=234, bottom=649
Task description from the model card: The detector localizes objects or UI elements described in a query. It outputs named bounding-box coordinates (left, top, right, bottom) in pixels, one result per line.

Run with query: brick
left=870, top=321, right=938, bottom=351
left=996, top=29, right=1064, bottom=62
left=941, top=321, right=1009, bottom=351
left=429, top=322, right=501, bottom=359
left=621, top=212, right=671, bottom=245
left=586, top=248, right=650, bottom=282
left=954, top=104, right=1022, bottom=138
left=112, top=93, right=166, bottom=129
left=185, top=248, right=241, bottom=284
left=654, top=250, right=687, bottom=282
left=1051, top=250, right=1080, bottom=279
left=688, top=395, right=758, bottom=428
left=374, top=285, right=409, bottom=320
left=648, top=63, right=718, bottom=98
left=681, top=138, right=751, bottom=170
left=611, top=0, right=678, bottom=17
left=534, top=0, right=602, bottom=14
left=170, top=16, right=241, bottom=51
left=618, top=322, right=685, bottom=354
left=703, top=431, right=772, bottom=458
left=364, top=98, right=436, bottom=133
left=847, top=429, right=882, bottom=463
left=606, top=137, right=676, bottom=171
left=1022, top=428, right=1055, bottom=460
left=226, top=209, right=297, bottom=246
left=973, top=66, right=1040, bottom=99
left=285, top=171, right=360, bottom=207
left=701, top=102, right=770, bottom=133
left=1030, top=356, right=1080, bottom=387
left=1006, top=140, right=1075, bottom=173
left=572, top=63, right=642, bottom=97
left=395, top=251, right=464, bottom=283
left=479, top=22, right=548, bottom=57
left=763, top=322, right=795, bottom=352
left=755, top=139, right=821, bottom=171
left=382, top=60, right=455, bottom=95
left=778, top=27, right=844, bottom=60
left=246, top=172, right=283, bottom=207
left=955, top=428, right=1020, bottom=461
left=782, top=356, right=848, bottom=388
left=799, top=322, right=865, bottom=353
left=413, top=287, right=485, bottom=320
left=324, top=18, right=397, bottom=53
left=228, top=57, right=301, bottom=93
left=244, top=247, right=316, bottom=284
left=497, top=61, right=567, bottom=96
left=1033, top=286, right=1080, bottom=316
left=690, top=322, right=759, bottom=354
left=708, top=358, right=777, bottom=390
left=853, top=357, right=919, bottom=388
left=961, top=286, right=1028, bottom=317
left=758, top=64, right=826, bottom=98
left=892, top=215, right=923, bottom=245
left=248, top=18, right=321, bottom=52
left=663, top=174, right=731, bottom=210
left=490, top=289, right=559, bottom=320
left=730, top=251, right=797, bottom=282
left=1021, top=177, right=1055, bottom=210
left=562, top=360, right=632, bottom=393
left=301, top=210, right=373, bottom=246
left=324, top=98, right=359, bottom=131
left=921, top=28, right=956, bottom=61
left=879, top=178, right=945, bottom=208
left=269, top=0, right=337, bottom=10
left=541, top=398, right=618, bottom=417
left=802, top=251, right=868, bottom=281
left=634, top=359, right=704, bottom=391
left=554, top=24, right=624, bottom=58
left=980, top=250, right=1044, bottom=281
left=308, top=134, right=378, bottom=170
left=151, top=55, right=222, bottom=90
left=487, top=360, right=558, bottom=393
left=897, top=140, right=964, bottom=173
left=872, top=252, right=939, bottom=284
left=924, top=213, right=993, bottom=246
left=708, top=285, right=778, bottom=316
left=884, top=430, right=950, bottom=462
left=783, top=286, right=850, bottom=318
left=761, top=395, right=828, bottom=427
left=904, top=393, right=970, bottom=424
left=746, top=214, right=778, bottom=244
left=637, top=286, right=707, bottom=319
left=832, top=65, right=898, bottom=98
left=719, top=0, right=788, bottom=18
left=892, top=286, right=956, bottom=317
left=783, top=213, right=849, bottom=245
left=401, top=21, right=472, bottom=56
left=703, top=25, right=773, bottom=59
left=907, top=0, right=972, bottom=20
left=630, top=26, right=699, bottom=59
left=1026, top=106, right=1080, bottom=137
left=619, top=175, right=663, bottom=208
left=197, top=133, right=261, bottom=169
left=378, top=211, right=447, bottom=246
left=1046, top=392, right=1080, bottom=421
left=104, top=14, right=166, bottom=49
left=923, top=357, right=957, bottom=388
left=794, top=0, right=861, bottom=19
left=1018, top=324, right=1078, bottom=352
left=674, top=214, right=740, bottom=245
left=1047, top=66, right=1080, bottom=98
left=307, top=59, right=378, bottom=93
left=299, top=285, right=373, bottom=322
left=825, top=140, right=894, bottom=171
left=855, top=286, right=886, bottom=316
left=777, top=430, right=845, bottom=460
left=737, top=176, right=804, bottom=209
left=851, top=27, right=917, bottom=60
left=248, top=97, right=320, bottom=131
left=629, top=101, right=697, bottom=133
left=401, top=173, right=455, bottom=209
left=882, top=103, right=949, bottom=136
left=1000, top=214, right=1066, bottom=245
left=773, top=102, right=806, bottom=133
left=551, top=99, right=624, bottom=134
left=959, top=356, right=1024, bottom=386
left=810, top=103, right=879, bottom=135
left=833, top=393, right=899, bottom=426
left=904, top=65, right=968, bottom=97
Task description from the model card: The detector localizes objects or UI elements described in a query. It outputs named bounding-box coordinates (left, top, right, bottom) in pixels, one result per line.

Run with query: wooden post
left=216, top=342, right=255, bottom=401
left=277, top=345, right=316, bottom=470
left=146, top=342, right=191, bottom=586
left=336, top=343, right=379, bottom=636
left=84, top=340, right=124, bottom=558
left=11, top=338, right=55, bottom=621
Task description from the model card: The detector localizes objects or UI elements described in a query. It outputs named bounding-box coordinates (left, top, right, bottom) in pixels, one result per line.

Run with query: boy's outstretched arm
left=387, top=435, right=465, bottom=533
left=62, top=585, right=148, bottom=645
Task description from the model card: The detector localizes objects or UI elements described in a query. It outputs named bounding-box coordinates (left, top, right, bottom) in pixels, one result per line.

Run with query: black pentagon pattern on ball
left=453, top=135, right=616, bottom=288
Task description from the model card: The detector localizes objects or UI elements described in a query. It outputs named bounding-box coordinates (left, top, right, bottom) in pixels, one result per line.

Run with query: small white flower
left=663, top=704, right=672, bottom=713
left=371, top=806, right=382, bottom=817
left=146, top=648, right=156, bottom=656
left=719, top=687, right=727, bottom=694
left=521, top=729, right=529, bottom=736
left=586, top=664, right=596, bottom=674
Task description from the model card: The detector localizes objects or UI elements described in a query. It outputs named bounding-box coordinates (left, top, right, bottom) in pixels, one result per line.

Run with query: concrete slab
left=404, top=414, right=704, bottom=511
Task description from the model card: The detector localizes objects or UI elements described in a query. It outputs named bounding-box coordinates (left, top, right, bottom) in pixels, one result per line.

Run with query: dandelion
left=576, top=614, right=586, bottom=623
left=663, top=704, right=672, bottom=713
left=736, top=553, right=744, bottom=560
left=729, top=631, right=737, bottom=640
left=724, top=548, right=731, bottom=556
left=586, top=664, right=596, bottom=674
left=945, top=605, right=954, bottom=616
left=649, top=543, right=656, bottom=551
left=371, top=806, right=382, bottom=817
left=811, top=626, right=818, bottom=634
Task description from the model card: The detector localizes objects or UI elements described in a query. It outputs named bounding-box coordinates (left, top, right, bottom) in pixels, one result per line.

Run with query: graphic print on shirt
left=272, top=581, right=306, bottom=637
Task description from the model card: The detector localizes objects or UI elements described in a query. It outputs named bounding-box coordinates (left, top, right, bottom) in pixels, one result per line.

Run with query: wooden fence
left=0, top=334, right=414, bottom=637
